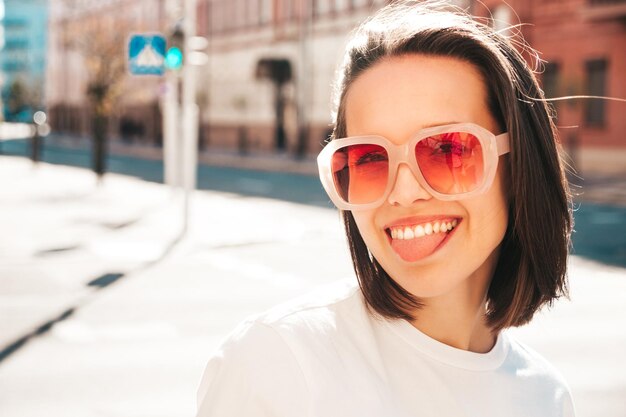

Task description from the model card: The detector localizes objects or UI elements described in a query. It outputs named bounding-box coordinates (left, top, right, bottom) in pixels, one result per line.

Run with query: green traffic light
left=165, top=46, right=183, bottom=70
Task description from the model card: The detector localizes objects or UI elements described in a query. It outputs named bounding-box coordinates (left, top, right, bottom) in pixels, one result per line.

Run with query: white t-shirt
left=196, top=280, right=575, bottom=417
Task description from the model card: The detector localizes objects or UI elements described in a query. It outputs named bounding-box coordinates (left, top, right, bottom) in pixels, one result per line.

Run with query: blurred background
left=0, top=1, right=625, bottom=416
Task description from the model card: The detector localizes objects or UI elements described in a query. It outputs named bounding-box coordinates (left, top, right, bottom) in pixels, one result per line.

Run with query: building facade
left=196, top=0, right=626, bottom=165
left=44, top=0, right=625, bottom=170
left=195, top=0, right=392, bottom=155
left=478, top=0, right=626, bottom=173
left=0, top=0, right=48, bottom=122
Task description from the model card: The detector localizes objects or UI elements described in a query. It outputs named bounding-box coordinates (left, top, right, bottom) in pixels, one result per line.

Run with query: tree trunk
left=296, top=123, right=308, bottom=159
left=274, top=83, right=287, bottom=151
left=31, top=128, right=42, bottom=163
left=92, top=112, right=108, bottom=178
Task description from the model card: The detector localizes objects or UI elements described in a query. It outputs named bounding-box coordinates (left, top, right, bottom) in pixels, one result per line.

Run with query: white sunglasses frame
left=317, top=122, right=510, bottom=211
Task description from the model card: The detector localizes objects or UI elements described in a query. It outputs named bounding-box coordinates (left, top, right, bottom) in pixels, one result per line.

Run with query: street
left=0, top=150, right=625, bottom=417
left=2, top=137, right=626, bottom=268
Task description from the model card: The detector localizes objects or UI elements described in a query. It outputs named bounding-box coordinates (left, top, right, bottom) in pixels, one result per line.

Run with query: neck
left=410, top=297, right=495, bottom=353
left=409, top=250, right=499, bottom=353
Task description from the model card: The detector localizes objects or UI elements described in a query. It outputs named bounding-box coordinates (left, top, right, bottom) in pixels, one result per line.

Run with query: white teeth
left=389, top=219, right=459, bottom=240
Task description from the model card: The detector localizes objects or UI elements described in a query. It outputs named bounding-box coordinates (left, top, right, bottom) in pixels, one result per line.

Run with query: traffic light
left=165, top=46, right=183, bottom=70
left=166, top=21, right=184, bottom=71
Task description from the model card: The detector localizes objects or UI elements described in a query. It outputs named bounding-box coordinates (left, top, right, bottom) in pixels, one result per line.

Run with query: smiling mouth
left=385, top=218, right=459, bottom=240
left=384, top=218, right=461, bottom=262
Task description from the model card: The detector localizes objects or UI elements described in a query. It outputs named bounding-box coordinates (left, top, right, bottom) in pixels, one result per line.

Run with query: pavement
left=0, top=155, right=625, bottom=417
left=40, top=133, right=321, bottom=176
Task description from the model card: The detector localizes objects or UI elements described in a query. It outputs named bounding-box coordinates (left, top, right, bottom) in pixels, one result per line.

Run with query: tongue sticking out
left=390, top=232, right=448, bottom=262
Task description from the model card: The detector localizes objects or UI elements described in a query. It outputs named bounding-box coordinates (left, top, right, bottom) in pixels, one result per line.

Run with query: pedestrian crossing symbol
left=128, top=34, right=166, bottom=76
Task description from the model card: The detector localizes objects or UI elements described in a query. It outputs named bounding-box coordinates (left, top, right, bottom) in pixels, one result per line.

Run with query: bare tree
left=5, top=77, right=31, bottom=121
left=65, top=13, right=130, bottom=179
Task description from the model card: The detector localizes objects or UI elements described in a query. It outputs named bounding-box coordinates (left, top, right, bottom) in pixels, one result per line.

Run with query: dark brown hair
left=331, top=0, right=573, bottom=332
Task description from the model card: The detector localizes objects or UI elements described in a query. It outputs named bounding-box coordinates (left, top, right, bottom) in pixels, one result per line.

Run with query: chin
left=399, top=275, right=462, bottom=300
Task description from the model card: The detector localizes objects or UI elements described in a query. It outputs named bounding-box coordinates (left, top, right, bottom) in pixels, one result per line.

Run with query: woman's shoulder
left=196, top=279, right=367, bottom=416
left=503, top=332, right=570, bottom=382
left=211, top=278, right=363, bottom=357
left=257, top=278, right=363, bottom=326
left=501, top=331, right=576, bottom=415
left=223, top=278, right=370, bottom=356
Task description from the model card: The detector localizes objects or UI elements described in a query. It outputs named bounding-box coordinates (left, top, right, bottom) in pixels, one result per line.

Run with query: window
left=274, top=0, right=290, bottom=23
left=542, top=62, right=560, bottom=99
left=212, top=1, right=224, bottom=33
left=3, top=18, right=27, bottom=29
left=584, top=59, right=608, bottom=127
left=197, top=0, right=210, bottom=36
left=352, top=0, right=370, bottom=9
left=225, top=1, right=235, bottom=32
left=2, top=60, right=27, bottom=72
left=259, top=0, right=271, bottom=25
left=491, top=4, right=512, bottom=36
left=234, top=0, right=245, bottom=29
left=314, top=0, right=332, bottom=17
left=4, top=38, right=29, bottom=50
left=248, top=0, right=259, bottom=27
left=542, top=62, right=560, bottom=120
left=283, top=0, right=295, bottom=22
left=335, top=0, right=351, bottom=12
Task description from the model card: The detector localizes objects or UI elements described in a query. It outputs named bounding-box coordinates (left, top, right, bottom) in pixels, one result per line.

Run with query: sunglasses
left=317, top=123, right=510, bottom=210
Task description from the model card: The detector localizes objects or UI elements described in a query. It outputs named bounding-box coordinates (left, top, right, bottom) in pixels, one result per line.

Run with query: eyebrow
left=345, top=121, right=468, bottom=138
left=420, top=121, right=463, bottom=129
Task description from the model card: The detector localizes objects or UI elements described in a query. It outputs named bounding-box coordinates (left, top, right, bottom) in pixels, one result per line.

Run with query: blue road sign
left=128, top=34, right=166, bottom=76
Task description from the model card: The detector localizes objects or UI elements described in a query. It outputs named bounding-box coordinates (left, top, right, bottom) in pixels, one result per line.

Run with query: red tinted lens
left=331, top=144, right=389, bottom=204
left=415, top=132, right=484, bottom=194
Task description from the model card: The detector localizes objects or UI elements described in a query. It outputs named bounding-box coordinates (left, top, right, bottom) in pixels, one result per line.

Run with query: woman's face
left=345, top=54, right=509, bottom=300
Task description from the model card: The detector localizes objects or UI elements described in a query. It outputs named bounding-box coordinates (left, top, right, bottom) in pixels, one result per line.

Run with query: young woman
left=196, top=2, right=575, bottom=416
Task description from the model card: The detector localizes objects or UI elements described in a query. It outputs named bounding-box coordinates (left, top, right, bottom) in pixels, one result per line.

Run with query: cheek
left=351, top=210, right=379, bottom=247
left=467, top=167, right=509, bottom=242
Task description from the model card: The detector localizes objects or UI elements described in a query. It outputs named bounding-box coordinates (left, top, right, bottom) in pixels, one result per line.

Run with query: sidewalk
left=0, top=156, right=625, bottom=417
left=44, top=133, right=320, bottom=176
left=0, top=156, right=349, bottom=417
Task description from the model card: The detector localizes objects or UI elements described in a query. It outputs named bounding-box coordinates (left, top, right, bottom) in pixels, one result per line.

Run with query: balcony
left=584, top=0, right=626, bottom=21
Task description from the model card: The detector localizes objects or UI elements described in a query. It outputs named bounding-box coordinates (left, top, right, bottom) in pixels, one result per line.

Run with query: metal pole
left=296, top=0, right=313, bottom=158
left=32, top=111, right=48, bottom=164
left=163, top=70, right=180, bottom=189
left=163, top=0, right=183, bottom=192
left=31, top=128, right=41, bottom=163
left=181, top=0, right=199, bottom=234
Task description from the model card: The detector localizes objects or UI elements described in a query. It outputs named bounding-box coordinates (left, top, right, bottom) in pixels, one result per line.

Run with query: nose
left=387, top=163, right=433, bottom=207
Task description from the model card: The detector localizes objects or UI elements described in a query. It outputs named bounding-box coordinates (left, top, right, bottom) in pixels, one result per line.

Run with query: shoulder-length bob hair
left=331, top=0, right=573, bottom=332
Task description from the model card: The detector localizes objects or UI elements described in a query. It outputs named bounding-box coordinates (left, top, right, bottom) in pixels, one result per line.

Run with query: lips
left=383, top=215, right=462, bottom=262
